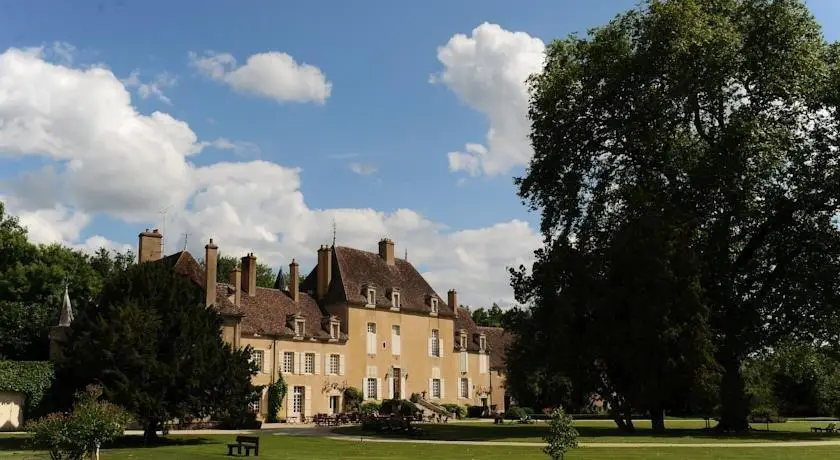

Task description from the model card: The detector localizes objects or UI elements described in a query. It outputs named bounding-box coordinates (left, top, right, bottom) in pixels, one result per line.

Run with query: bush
left=380, top=399, right=419, bottom=417
left=505, top=406, right=528, bottom=420
left=360, top=402, right=381, bottom=416
left=265, top=376, right=286, bottom=423
left=543, top=407, right=579, bottom=460
left=467, top=405, right=485, bottom=418
left=343, top=387, right=363, bottom=412
left=409, top=393, right=421, bottom=403
left=27, top=385, right=132, bottom=460
left=440, top=403, right=466, bottom=419
left=0, top=361, right=54, bottom=415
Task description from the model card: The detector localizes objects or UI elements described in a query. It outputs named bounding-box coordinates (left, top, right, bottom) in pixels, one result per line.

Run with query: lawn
left=334, top=419, right=840, bottom=444
left=2, top=434, right=840, bottom=460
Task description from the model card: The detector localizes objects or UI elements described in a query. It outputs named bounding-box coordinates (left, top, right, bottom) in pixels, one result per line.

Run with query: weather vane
left=331, top=218, right=337, bottom=247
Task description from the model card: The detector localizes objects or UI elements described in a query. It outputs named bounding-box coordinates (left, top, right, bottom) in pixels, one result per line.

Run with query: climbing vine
left=0, top=361, right=54, bottom=409
left=265, top=372, right=286, bottom=423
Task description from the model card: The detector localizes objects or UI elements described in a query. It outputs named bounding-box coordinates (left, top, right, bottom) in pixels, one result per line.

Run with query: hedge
left=0, top=361, right=55, bottom=409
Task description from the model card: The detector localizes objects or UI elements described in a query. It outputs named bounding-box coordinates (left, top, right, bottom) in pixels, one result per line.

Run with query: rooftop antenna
left=331, top=218, right=337, bottom=247
left=182, top=232, right=191, bottom=251
left=159, top=204, right=173, bottom=256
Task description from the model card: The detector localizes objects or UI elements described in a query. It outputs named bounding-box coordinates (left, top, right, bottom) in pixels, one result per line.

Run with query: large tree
left=513, top=0, right=840, bottom=431
left=57, top=261, right=257, bottom=442
left=205, top=254, right=277, bottom=289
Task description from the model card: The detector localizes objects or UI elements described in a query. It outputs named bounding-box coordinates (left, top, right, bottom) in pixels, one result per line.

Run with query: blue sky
left=0, top=0, right=839, bottom=306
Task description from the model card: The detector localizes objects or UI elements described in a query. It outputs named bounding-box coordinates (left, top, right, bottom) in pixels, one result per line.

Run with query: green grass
left=2, top=434, right=840, bottom=460
left=333, top=419, right=840, bottom=444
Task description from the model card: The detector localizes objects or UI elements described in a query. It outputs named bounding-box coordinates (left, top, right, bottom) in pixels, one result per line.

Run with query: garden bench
left=811, top=423, right=836, bottom=433
left=227, top=435, right=260, bottom=456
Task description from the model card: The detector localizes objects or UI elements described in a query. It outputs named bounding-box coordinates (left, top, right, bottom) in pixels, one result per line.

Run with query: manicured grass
left=334, top=419, right=840, bottom=444
left=2, top=434, right=840, bottom=460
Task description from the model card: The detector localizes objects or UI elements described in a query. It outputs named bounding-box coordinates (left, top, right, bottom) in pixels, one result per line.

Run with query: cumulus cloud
left=432, top=23, right=546, bottom=176
left=123, top=70, right=177, bottom=104
left=0, top=45, right=538, bottom=306
left=189, top=50, right=332, bottom=104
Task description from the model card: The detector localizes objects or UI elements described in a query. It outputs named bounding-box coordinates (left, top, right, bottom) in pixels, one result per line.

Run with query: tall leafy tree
left=57, top=261, right=257, bottom=442
left=513, top=0, right=840, bottom=431
left=205, top=254, right=277, bottom=288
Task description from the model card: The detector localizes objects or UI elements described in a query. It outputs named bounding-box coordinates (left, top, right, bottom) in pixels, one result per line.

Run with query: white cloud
left=123, top=71, right=177, bottom=104
left=432, top=23, right=545, bottom=176
left=0, top=45, right=538, bottom=307
left=189, top=50, right=332, bottom=104
left=199, top=137, right=261, bottom=158
left=349, top=163, right=377, bottom=175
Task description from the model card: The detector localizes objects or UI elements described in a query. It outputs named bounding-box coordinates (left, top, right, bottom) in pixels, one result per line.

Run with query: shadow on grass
left=333, top=423, right=840, bottom=443
left=0, top=434, right=217, bottom=452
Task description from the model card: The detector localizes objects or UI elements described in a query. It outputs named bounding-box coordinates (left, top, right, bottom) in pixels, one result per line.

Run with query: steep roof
left=152, top=251, right=240, bottom=316
left=477, top=326, right=512, bottom=370
left=308, top=246, right=456, bottom=318
left=454, top=306, right=482, bottom=353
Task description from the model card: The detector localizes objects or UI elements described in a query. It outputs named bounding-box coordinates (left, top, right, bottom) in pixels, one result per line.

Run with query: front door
left=392, top=367, right=402, bottom=399
left=329, top=395, right=340, bottom=414
left=292, top=386, right=304, bottom=422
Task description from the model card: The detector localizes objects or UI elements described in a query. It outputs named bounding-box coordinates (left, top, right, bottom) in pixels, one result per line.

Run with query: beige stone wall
left=0, top=392, right=24, bottom=432
left=455, top=348, right=494, bottom=409
left=241, top=336, right=348, bottom=422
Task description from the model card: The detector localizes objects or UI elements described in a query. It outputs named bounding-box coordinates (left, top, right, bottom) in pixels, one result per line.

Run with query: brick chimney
left=378, top=238, right=395, bottom=266
left=448, top=289, right=458, bottom=309
left=228, top=267, right=242, bottom=308
left=241, top=253, right=257, bottom=297
left=205, top=239, right=218, bottom=308
left=289, top=259, right=300, bottom=303
left=138, top=228, right=163, bottom=263
left=316, top=245, right=332, bottom=299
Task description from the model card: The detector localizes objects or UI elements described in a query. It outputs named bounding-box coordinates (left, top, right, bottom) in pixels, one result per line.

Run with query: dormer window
left=460, top=332, right=467, bottom=350
left=331, top=322, right=340, bottom=340
left=388, top=288, right=401, bottom=310
left=294, top=319, right=305, bottom=337
left=430, top=297, right=439, bottom=315
left=364, top=284, right=376, bottom=308
left=479, top=335, right=487, bottom=351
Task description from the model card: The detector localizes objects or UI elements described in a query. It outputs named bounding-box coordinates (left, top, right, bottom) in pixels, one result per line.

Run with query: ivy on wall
left=0, top=361, right=55, bottom=409
left=265, top=373, right=286, bottom=423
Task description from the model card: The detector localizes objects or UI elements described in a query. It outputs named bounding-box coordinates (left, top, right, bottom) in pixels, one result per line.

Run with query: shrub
left=380, top=399, right=418, bottom=417
left=0, top=361, right=54, bottom=415
left=343, top=387, right=363, bottom=412
left=265, top=376, right=286, bottom=423
left=440, top=403, right=466, bottom=419
left=543, top=406, right=579, bottom=460
left=27, top=385, right=132, bottom=460
left=409, top=393, right=421, bottom=403
left=467, top=405, right=484, bottom=418
left=360, top=402, right=381, bottom=416
left=505, top=406, right=528, bottom=420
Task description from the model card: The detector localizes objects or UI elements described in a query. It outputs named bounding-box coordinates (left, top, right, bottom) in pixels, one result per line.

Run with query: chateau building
left=135, top=229, right=511, bottom=421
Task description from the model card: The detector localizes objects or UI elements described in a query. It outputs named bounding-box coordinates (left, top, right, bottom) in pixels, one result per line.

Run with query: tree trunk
left=716, top=354, right=750, bottom=432
left=609, top=399, right=636, bottom=432
left=143, top=421, right=160, bottom=445
left=649, top=407, right=665, bottom=433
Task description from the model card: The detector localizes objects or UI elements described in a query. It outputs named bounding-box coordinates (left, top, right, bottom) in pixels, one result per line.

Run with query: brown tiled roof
left=315, top=246, right=455, bottom=318
left=454, top=307, right=482, bottom=353
left=478, top=326, right=511, bottom=370
left=220, top=284, right=346, bottom=341
left=152, top=251, right=240, bottom=316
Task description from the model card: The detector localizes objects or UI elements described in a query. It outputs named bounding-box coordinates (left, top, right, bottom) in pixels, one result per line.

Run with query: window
left=392, top=292, right=401, bottom=309
left=331, top=323, right=340, bottom=339
left=366, top=378, right=378, bottom=400
left=459, top=333, right=467, bottom=349
left=479, top=336, right=487, bottom=351
left=251, top=350, right=264, bottom=372
left=305, top=353, right=315, bottom=374
left=295, top=319, right=305, bottom=337
left=249, top=391, right=261, bottom=413
left=479, top=354, right=489, bottom=374
left=366, top=288, right=376, bottom=307
left=329, top=354, right=340, bottom=375
left=460, top=378, right=469, bottom=399
left=292, top=386, right=303, bottom=414
left=283, top=351, right=295, bottom=373
left=391, top=325, right=401, bottom=356
left=431, top=329, right=440, bottom=357
left=430, top=298, right=438, bottom=314
left=431, top=378, right=441, bottom=398
left=367, top=323, right=377, bottom=355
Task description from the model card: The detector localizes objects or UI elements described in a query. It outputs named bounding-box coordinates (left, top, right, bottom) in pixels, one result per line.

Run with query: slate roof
left=454, top=306, right=483, bottom=353
left=302, top=246, right=456, bottom=318
left=153, top=251, right=240, bottom=316
left=477, top=326, right=512, bottom=370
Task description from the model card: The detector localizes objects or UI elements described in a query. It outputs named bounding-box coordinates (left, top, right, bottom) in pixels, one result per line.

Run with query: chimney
left=205, top=239, right=218, bottom=308
left=289, top=259, right=300, bottom=303
left=448, top=289, right=458, bottom=310
left=228, top=267, right=242, bottom=308
left=241, top=253, right=257, bottom=297
left=317, top=245, right=332, bottom=299
left=138, top=228, right=163, bottom=263
left=378, top=238, right=395, bottom=266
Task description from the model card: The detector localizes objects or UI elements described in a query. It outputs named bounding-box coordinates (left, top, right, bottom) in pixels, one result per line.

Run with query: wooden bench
left=227, top=435, right=260, bottom=456
left=811, top=423, right=836, bottom=433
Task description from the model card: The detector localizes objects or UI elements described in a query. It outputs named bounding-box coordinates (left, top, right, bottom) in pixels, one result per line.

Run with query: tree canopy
left=511, top=0, right=840, bottom=431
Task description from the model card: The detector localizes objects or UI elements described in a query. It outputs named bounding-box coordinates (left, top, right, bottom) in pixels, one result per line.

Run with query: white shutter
left=304, top=386, right=312, bottom=417
left=376, top=378, right=381, bottom=401
left=440, top=379, right=445, bottom=400
left=428, top=337, right=432, bottom=357
left=428, top=379, right=433, bottom=398
left=402, top=373, right=407, bottom=401
left=387, top=376, right=394, bottom=399
left=339, top=354, right=346, bottom=376
left=363, top=379, right=369, bottom=399
left=261, top=350, right=268, bottom=373
left=296, top=352, right=303, bottom=375
left=314, top=353, right=321, bottom=375
left=468, top=378, right=473, bottom=401
left=440, top=339, right=444, bottom=357
left=285, top=391, right=291, bottom=419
